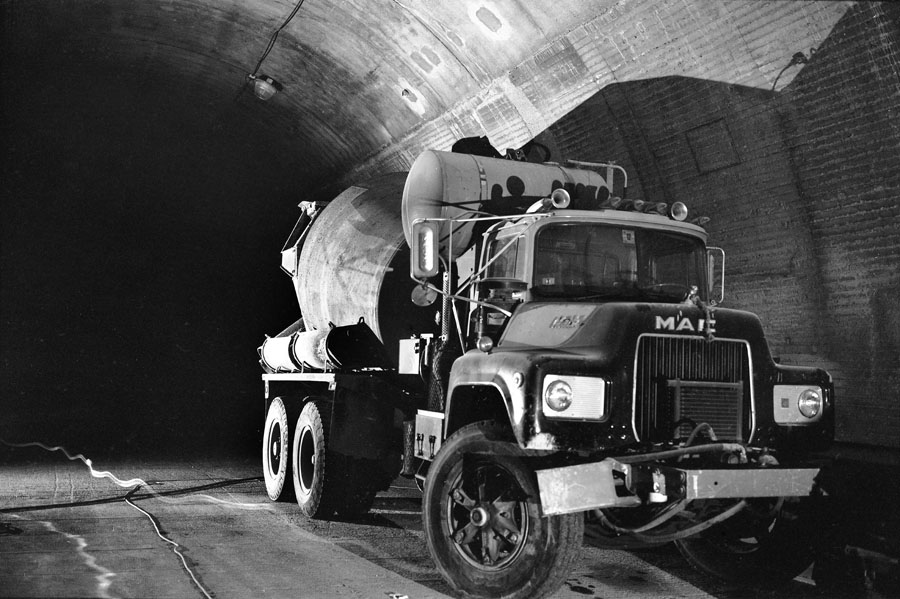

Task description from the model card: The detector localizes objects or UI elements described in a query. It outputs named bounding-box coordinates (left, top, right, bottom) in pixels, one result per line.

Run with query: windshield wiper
left=531, top=286, right=639, bottom=301
left=637, top=283, right=692, bottom=302
left=572, top=287, right=644, bottom=301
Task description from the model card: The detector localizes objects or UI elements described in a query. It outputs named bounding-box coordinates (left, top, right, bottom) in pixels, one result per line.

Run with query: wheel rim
left=267, top=422, right=282, bottom=477
left=297, top=425, right=316, bottom=494
left=445, top=459, right=529, bottom=570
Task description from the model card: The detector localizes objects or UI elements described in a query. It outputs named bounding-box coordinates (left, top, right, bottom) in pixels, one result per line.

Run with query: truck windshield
left=532, top=223, right=706, bottom=302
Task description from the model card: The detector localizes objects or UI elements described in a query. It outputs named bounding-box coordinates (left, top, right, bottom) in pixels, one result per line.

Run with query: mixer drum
left=294, top=173, right=437, bottom=365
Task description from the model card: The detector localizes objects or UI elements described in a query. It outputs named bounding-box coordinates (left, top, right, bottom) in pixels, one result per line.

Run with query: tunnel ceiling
left=4, top=0, right=850, bottom=198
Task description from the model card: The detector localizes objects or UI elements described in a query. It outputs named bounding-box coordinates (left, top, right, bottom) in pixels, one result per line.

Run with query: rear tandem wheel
left=262, top=397, right=297, bottom=502
left=292, top=400, right=340, bottom=518
left=291, top=399, right=381, bottom=518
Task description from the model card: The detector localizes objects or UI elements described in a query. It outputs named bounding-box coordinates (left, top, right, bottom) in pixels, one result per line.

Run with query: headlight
left=797, top=388, right=822, bottom=418
left=774, top=385, right=824, bottom=424
left=541, top=375, right=606, bottom=420
left=544, top=380, right=573, bottom=412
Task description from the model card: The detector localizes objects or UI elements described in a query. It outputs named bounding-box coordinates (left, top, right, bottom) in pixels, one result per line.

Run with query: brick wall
left=780, top=2, right=900, bottom=447
left=548, top=3, right=900, bottom=447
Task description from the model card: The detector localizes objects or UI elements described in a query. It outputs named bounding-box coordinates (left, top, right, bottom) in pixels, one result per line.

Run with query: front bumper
left=537, top=459, right=820, bottom=516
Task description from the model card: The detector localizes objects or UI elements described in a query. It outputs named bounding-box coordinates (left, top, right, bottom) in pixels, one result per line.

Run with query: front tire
left=422, top=421, right=584, bottom=599
left=262, top=397, right=296, bottom=501
left=675, top=497, right=815, bottom=584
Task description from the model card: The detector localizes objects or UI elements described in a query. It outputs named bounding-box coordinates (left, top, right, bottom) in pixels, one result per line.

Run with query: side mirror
left=707, top=247, right=725, bottom=305
left=410, top=220, right=440, bottom=279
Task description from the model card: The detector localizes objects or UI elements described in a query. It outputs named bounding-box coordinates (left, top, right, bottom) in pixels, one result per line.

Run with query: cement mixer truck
left=258, top=144, right=834, bottom=599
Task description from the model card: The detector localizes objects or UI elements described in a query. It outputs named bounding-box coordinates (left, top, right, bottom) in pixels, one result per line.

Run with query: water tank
left=401, top=150, right=615, bottom=261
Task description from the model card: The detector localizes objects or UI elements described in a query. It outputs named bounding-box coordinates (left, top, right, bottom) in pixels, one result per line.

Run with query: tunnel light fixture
left=249, top=74, right=283, bottom=101
left=241, top=0, right=305, bottom=101
left=771, top=50, right=811, bottom=92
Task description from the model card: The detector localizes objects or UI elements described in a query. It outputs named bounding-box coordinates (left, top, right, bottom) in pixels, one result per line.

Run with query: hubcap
left=446, top=461, right=529, bottom=570
left=297, top=427, right=316, bottom=493
left=268, top=423, right=282, bottom=476
left=470, top=507, right=489, bottom=526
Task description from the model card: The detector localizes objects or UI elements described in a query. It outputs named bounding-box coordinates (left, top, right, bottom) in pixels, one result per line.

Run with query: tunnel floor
left=0, top=448, right=895, bottom=599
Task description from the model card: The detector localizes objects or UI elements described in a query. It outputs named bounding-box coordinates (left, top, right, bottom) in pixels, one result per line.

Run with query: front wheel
left=675, top=497, right=815, bottom=584
left=422, top=422, right=583, bottom=599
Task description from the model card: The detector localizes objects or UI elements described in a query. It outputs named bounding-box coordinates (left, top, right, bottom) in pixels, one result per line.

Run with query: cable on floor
left=125, top=489, right=214, bottom=599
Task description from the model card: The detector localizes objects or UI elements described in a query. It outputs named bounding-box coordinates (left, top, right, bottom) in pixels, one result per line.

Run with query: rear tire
left=292, top=400, right=340, bottom=518
left=262, top=397, right=296, bottom=501
left=422, top=421, right=584, bottom=599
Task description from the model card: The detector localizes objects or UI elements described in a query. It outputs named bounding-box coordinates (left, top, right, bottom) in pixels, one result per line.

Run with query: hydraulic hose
left=614, top=442, right=747, bottom=464
left=593, top=499, right=690, bottom=534
left=595, top=499, right=748, bottom=544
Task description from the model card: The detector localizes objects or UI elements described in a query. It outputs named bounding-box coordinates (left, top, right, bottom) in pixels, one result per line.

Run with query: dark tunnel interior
left=2, top=56, right=304, bottom=457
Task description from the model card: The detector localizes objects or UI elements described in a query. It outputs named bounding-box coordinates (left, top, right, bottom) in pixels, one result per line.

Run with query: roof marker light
left=651, top=202, right=668, bottom=215
left=670, top=202, right=688, bottom=221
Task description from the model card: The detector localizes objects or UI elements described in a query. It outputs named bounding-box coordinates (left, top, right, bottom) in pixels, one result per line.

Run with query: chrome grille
left=670, top=380, right=743, bottom=440
left=634, top=335, right=752, bottom=442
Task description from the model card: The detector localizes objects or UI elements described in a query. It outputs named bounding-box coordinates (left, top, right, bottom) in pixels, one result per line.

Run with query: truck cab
left=442, top=206, right=832, bottom=455
left=404, top=150, right=833, bottom=599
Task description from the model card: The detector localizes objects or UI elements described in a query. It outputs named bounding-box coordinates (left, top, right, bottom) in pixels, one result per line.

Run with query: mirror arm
left=410, top=277, right=512, bottom=318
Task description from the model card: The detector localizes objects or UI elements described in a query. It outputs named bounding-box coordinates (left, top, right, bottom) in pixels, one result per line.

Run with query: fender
left=445, top=351, right=529, bottom=443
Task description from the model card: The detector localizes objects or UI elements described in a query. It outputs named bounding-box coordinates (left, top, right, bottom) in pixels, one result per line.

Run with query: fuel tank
left=293, top=173, right=437, bottom=364
left=401, top=150, right=616, bottom=261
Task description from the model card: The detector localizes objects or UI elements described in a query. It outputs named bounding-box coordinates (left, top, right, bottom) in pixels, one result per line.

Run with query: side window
left=486, top=237, right=520, bottom=279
